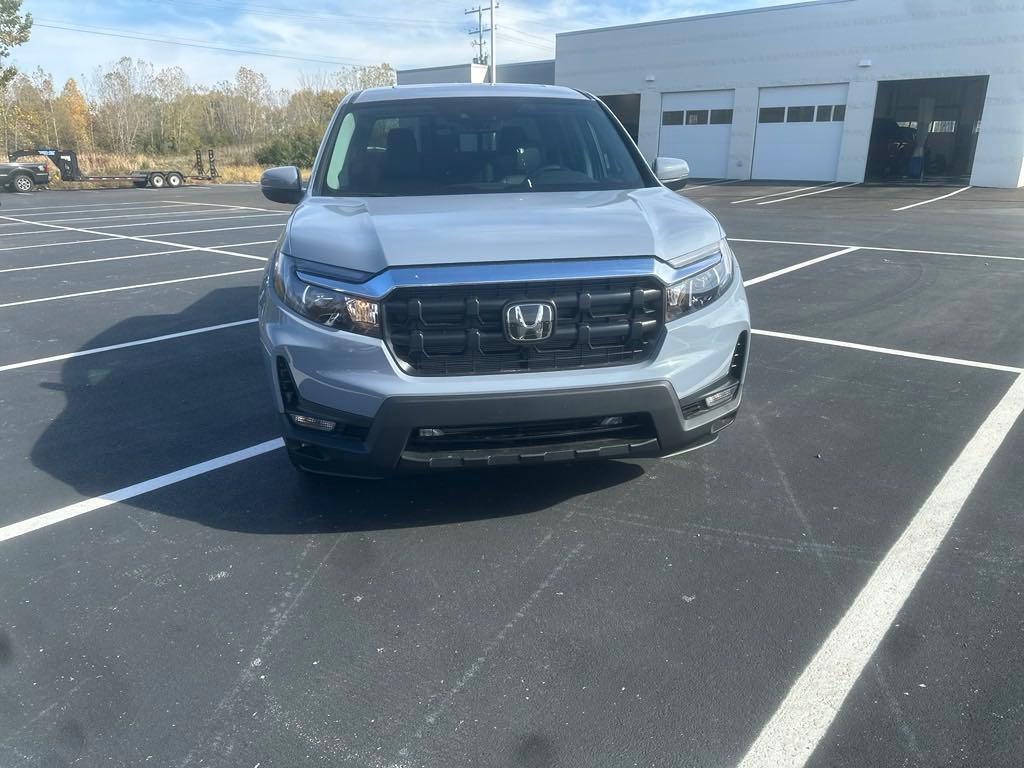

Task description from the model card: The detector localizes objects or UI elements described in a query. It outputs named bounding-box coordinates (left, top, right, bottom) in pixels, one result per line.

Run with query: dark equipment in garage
left=6, top=147, right=220, bottom=190
left=598, top=94, right=641, bottom=142
left=866, top=76, right=988, bottom=184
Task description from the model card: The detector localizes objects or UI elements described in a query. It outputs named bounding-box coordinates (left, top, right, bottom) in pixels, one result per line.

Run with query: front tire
left=149, top=173, right=166, bottom=189
left=12, top=174, right=35, bottom=193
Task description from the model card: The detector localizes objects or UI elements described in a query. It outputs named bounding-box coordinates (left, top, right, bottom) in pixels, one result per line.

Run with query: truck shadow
left=29, top=287, right=644, bottom=535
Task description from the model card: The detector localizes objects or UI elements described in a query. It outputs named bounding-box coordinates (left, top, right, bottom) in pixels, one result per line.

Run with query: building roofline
left=397, top=59, right=554, bottom=75
left=556, top=0, right=856, bottom=38
left=353, top=83, right=585, bottom=102
left=395, top=64, right=475, bottom=75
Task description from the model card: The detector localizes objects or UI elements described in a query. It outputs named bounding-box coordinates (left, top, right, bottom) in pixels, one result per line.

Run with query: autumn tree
left=338, top=63, right=396, bottom=91
left=55, top=78, right=91, bottom=149
left=3, top=56, right=395, bottom=157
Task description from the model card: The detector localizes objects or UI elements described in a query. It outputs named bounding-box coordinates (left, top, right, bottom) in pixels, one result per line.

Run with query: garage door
left=659, top=90, right=734, bottom=179
left=752, top=84, right=848, bottom=181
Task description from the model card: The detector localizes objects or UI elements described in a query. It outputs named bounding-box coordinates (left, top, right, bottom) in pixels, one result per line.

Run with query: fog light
left=704, top=383, right=739, bottom=410
left=599, top=416, right=624, bottom=427
left=291, top=413, right=336, bottom=432
left=418, top=428, right=445, bottom=438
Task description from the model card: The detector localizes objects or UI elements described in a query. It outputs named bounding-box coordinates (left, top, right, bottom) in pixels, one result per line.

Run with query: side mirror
left=653, top=157, right=690, bottom=190
left=261, top=166, right=303, bottom=205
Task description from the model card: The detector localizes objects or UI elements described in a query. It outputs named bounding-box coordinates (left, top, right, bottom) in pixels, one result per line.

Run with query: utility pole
left=490, top=1, right=497, bottom=85
left=466, top=6, right=487, bottom=65
left=465, top=3, right=498, bottom=83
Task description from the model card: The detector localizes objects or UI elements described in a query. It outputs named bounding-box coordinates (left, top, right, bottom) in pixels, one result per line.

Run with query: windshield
left=318, top=96, right=652, bottom=196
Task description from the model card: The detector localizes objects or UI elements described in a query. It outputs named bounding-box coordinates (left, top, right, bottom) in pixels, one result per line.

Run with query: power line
left=34, top=21, right=378, bottom=67
left=501, top=24, right=554, bottom=44
left=150, top=0, right=462, bottom=30
left=498, top=29, right=554, bottom=52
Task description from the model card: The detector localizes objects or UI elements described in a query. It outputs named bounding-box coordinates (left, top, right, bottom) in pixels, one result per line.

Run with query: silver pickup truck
left=258, top=83, right=750, bottom=479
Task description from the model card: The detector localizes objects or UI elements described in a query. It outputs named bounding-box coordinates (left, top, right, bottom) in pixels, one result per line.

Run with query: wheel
left=149, top=173, right=166, bottom=188
left=165, top=171, right=183, bottom=188
left=12, top=174, right=35, bottom=193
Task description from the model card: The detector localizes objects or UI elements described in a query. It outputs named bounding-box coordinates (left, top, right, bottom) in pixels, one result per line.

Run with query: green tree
left=0, top=0, right=31, bottom=90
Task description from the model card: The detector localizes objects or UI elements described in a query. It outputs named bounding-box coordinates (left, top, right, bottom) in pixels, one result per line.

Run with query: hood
left=282, top=188, right=724, bottom=275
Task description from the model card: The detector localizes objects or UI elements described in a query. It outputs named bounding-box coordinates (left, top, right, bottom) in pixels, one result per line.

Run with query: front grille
left=407, top=414, right=654, bottom=452
left=383, top=277, right=664, bottom=376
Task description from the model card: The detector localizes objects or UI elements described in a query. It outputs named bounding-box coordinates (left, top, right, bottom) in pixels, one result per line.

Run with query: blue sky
left=17, top=0, right=799, bottom=89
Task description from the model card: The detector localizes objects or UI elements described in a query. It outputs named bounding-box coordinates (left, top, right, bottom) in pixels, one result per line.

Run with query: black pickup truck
left=0, top=161, right=50, bottom=192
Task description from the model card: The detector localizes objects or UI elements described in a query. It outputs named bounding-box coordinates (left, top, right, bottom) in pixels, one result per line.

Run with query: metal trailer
left=6, top=148, right=219, bottom=190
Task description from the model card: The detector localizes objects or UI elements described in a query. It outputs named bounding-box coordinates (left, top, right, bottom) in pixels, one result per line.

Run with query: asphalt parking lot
left=1, top=180, right=1022, bottom=768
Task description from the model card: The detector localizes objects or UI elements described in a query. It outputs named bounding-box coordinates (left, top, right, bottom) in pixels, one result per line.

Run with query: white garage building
left=555, top=0, right=1024, bottom=188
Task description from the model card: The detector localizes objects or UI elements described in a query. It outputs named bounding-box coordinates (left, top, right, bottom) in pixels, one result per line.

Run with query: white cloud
left=13, top=0, right=803, bottom=89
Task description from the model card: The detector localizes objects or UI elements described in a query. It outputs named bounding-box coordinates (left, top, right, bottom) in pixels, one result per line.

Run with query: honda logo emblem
left=504, top=301, right=556, bottom=343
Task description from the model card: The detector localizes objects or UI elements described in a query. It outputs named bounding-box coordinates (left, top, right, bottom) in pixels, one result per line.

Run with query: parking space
left=747, top=250, right=1024, bottom=367
left=0, top=182, right=1022, bottom=767
left=731, top=241, right=844, bottom=284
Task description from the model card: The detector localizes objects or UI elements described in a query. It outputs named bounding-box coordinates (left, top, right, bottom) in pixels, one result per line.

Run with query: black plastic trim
left=282, top=380, right=734, bottom=478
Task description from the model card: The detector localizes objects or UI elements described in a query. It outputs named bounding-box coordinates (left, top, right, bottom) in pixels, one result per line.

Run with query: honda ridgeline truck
left=258, top=84, right=749, bottom=477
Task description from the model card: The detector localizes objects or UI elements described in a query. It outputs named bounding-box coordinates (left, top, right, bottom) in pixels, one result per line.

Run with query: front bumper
left=278, top=379, right=741, bottom=478
left=260, top=257, right=750, bottom=477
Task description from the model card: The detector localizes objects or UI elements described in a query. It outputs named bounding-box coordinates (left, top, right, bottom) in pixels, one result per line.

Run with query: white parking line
left=143, top=223, right=284, bottom=238
left=0, top=439, right=284, bottom=544
left=0, top=268, right=263, bottom=308
left=159, top=199, right=285, bottom=213
left=46, top=208, right=286, bottom=225
left=0, top=324, right=1016, bottom=545
left=0, top=246, right=189, bottom=273
left=0, top=239, right=275, bottom=273
left=758, top=183, right=858, bottom=206
left=0, top=213, right=286, bottom=238
left=892, top=186, right=972, bottom=212
left=730, top=237, right=1024, bottom=264
left=731, top=183, right=831, bottom=205
left=752, top=330, right=1024, bottom=374
left=0, top=201, right=192, bottom=216
left=737, top=372, right=1024, bottom=768
left=685, top=179, right=740, bottom=191
left=0, top=214, right=281, bottom=258
left=0, top=236, right=126, bottom=253
left=0, top=319, right=258, bottom=373
left=0, top=206, right=195, bottom=225
left=743, top=247, right=860, bottom=286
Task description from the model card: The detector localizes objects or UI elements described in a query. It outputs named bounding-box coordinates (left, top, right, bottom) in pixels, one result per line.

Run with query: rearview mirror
left=261, top=166, right=303, bottom=205
left=653, top=157, right=690, bottom=191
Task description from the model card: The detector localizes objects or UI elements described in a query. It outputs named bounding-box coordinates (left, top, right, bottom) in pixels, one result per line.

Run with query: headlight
left=273, top=252, right=380, bottom=337
left=665, top=239, right=735, bottom=321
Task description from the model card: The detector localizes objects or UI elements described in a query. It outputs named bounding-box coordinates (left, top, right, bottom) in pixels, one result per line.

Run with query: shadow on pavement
left=30, top=287, right=644, bottom=535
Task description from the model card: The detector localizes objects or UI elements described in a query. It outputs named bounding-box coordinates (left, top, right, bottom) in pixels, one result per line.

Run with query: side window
left=686, top=109, right=709, bottom=126
left=759, top=107, right=785, bottom=123
left=662, top=111, right=685, bottom=126
left=325, top=112, right=356, bottom=191
left=816, top=105, right=833, bottom=122
left=832, top=104, right=846, bottom=121
left=710, top=109, right=733, bottom=125
left=786, top=106, right=815, bottom=123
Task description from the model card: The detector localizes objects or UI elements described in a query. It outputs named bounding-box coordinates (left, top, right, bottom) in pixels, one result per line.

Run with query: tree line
left=0, top=57, right=396, bottom=164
